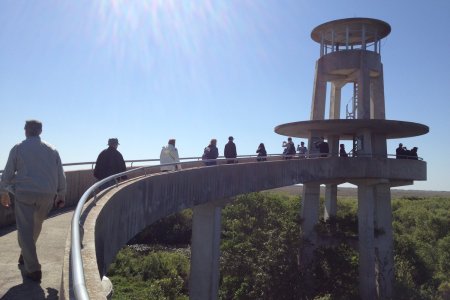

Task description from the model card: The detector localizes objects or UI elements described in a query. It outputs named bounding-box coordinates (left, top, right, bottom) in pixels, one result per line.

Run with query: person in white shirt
left=160, top=139, right=181, bottom=171
left=0, top=120, right=66, bottom=282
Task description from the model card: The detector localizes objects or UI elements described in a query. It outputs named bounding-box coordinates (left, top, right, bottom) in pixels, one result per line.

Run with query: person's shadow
left=1, top=266, right=59, bottom=300
left=1, top=283, right=58, bottom=300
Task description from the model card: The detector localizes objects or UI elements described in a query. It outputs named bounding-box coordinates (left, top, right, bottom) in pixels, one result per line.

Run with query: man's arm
left=93, top=152, right=104, bottom=180
left=55, top=150, right=66, bottom=208
left=0, top=145, right=18, bottom=195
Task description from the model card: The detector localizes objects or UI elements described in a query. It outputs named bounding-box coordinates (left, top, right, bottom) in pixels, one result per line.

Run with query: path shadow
left=1, top=283, right=58, bottom=300
left=1, top=262, right=59, bottom=300
left=0, top=205, right=74, bottom=238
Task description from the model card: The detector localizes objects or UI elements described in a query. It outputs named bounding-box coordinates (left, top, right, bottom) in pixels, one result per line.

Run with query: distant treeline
left=108, top=193, right=450, bottom=300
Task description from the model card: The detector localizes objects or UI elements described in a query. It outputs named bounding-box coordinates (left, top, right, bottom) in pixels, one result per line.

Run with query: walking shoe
left=25, top=270, right=42, bottom=282
left=18, top=254, right=24, bottom=265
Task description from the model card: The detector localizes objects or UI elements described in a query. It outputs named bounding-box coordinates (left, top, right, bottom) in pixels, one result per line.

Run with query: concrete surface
left=0, top=207, right=73, bottom=300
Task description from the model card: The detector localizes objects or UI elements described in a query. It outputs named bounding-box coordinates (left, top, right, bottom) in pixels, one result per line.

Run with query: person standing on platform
left=297, top=141, right=308, bottom=159
left=314, top=137, right=329, bottom=158
left=340, top=144, right=349, bottom=157
left=160, top=139, right=181, bottom=171
left=202, top=139, right=219, bottom=166
left=282, top=137, right=296, bottom=159
left=0, top=120, right=66, bottom=282
left=94, top=138, right=127, bottom=188
left=224, top=136, right=237, bottom=164
left=256, top=143, right=267, bottom=161
left=396, top=143, right=407, bottom=159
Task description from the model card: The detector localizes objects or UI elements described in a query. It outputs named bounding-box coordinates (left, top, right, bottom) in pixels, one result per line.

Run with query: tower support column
left=357, top=61, right=372, bottom=120
left=371, top=68, right=386, bottom=119
left=324, top=184, right=337, bottom=220
left=311, top=67, right=327, bottom=120
left=300, top=183, right=321, bottom=265
left=189, top=201, right=222, bottom=300
left=358, top=184, right=376, bottom=299
left=374, top=183, right=394, bottom=299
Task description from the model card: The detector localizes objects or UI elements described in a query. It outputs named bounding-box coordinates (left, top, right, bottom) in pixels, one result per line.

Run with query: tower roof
left=311, top=18, right=391, bottom=45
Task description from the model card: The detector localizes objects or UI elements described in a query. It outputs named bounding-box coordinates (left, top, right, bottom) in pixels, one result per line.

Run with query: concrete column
left=357, top=56, right=371, bottom=120
left=356, top=128, right=373, bottom=157
left=358, top=184, right=376, bottom=299
left=371, top=66, right=386, bottom=119
left=310, top=62, right=327, bottom=120
left=371, top=133, right=387, bottom=158
left=374, top=184, right=394, bottom=299
left=301, top=183, right=321, bottom=238
left=189, top=202, right=222, bottom=300
left=328, top=135, right=339, bottom=157
left=329, top=83, right=342, bottom=119
left=324, top=184, right=337, bottom=220
left=300, top=183, right=321, bottom=291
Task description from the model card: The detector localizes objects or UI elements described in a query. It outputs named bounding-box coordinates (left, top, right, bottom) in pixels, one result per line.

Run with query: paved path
left=0, top=208, right=73, bottom=300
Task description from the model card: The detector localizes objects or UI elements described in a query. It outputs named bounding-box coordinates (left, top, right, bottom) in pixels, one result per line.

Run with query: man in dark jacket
left=282, top=137, right=296, bottom=159
left=94, top=138, right=127, bottom=187
left=203, top=139, right=219, bottom=166
left=224, top=136, right=237, bottom=164
left=396, top=143, right=407, bottom=159
left=315, top=137, right=329, bottom=158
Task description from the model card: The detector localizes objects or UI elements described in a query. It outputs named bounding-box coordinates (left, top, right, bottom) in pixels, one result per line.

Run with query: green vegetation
left=392, top=197, right=450, bottom=299
left=220, top=193, right=303, bottom=299
left=108, top=246, right=190, bottom=300
left=108, top=193, right=450, bottom=299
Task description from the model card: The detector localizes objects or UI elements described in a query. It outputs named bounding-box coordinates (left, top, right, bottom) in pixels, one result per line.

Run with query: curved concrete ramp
left=61, top=157, right=426, bottom=299
left=0, top=208, right=73, bottom=299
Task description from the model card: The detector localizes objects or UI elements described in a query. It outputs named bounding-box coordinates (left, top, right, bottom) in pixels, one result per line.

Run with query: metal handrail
left=71, top=168, right=142, bottom=300
left=0, top=152, right=423, bottom=175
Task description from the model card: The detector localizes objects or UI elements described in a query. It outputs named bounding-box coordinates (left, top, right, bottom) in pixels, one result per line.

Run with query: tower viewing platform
left=275, top=17, right=428, bottom=299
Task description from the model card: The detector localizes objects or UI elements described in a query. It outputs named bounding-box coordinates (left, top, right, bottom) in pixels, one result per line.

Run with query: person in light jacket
left=0, top=120, right=66, bottom=283
left=160, top=139, right=181, bottom=171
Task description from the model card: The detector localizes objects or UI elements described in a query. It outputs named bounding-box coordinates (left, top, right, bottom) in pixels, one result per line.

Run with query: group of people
left=396, top=143, right=419, bottom=160
left=0, top=119, right=421, bottom=284
left=161, top=136, right=348, bottom=170
left=281, top=136, right=349, bottom=159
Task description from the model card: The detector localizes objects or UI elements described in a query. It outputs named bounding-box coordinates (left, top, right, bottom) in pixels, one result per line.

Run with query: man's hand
left=55, top=195, right=65, bottom=208
left=1, top=193, right=11, bottom=208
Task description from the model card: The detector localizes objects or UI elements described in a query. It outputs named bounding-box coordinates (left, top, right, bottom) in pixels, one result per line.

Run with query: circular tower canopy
left=311, top=17, right=391, bottom=46
left=274, top=119, right=429, bottom=140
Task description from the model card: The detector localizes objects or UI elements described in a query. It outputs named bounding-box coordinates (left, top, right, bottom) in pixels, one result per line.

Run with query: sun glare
left=92, top=0, right=238, bottom=68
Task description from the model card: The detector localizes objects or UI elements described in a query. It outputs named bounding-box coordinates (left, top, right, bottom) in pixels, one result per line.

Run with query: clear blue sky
left=1, top=0, right=449, bottom=191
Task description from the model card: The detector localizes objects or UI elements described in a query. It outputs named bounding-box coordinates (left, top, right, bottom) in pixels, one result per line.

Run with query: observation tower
left=275, top=18, right=428, bottom=299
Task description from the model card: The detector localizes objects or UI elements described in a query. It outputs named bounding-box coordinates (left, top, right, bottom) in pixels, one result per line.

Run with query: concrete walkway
left=0, top=207, right=73, bottom=300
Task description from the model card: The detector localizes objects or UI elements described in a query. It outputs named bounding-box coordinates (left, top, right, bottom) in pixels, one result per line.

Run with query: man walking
left=224, top=136, right=237, bottom=164
left=0, top=120, right=66, bottom=282
left=94, top=138, right=127, bottom=187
